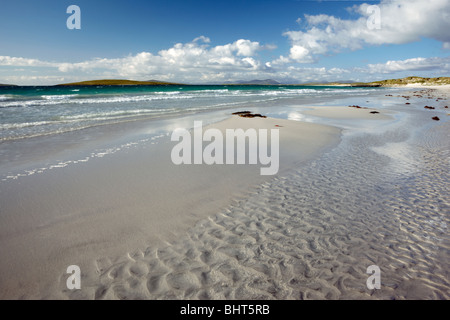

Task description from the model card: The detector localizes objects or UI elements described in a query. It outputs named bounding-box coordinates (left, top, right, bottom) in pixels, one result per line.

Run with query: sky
left=0, top=0, right=449, bottom=85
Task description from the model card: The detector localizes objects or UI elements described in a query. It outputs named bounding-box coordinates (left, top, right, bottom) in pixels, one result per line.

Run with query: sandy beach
left=0, top=110, right=341, bottom=299
left=3, top=0, right=450, bottom=305
left=0, top=86, right=448, bottom=300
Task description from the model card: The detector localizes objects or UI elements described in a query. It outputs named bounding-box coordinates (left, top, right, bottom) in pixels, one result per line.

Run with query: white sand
left=402, top=83, right=450, bottom=92
left=64, top=94, right=449, bottom=300
left=1, top=90, right=449, bottom=300
left=302, top=106, right=392, bottom=120
left=0, top=114, right=340, bottom=299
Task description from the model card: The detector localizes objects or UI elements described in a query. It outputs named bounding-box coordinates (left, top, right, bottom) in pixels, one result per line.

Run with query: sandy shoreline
left=0, top=113, right=341, bottom=299
left=399, top=83, right=450, bottom=91
left=303, top=106, right=392, bottom=120
left=0, top=86, right=448, bottom=300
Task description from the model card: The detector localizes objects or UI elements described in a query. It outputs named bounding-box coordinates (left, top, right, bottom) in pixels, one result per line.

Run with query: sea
left=0, top=84, right=404, bottom=183
left=0, top=85, right=388, bottom=141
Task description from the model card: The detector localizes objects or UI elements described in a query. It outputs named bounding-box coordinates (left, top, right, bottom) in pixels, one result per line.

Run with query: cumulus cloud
left=276, top=66, right=351, bottom=83
left=281, top=0, right=450, bottom=63
left=0, top=56, right=55, bottom=67
left=0, top=37, right=269, bottom=83
left=289, top=45, right=312, bottom=63
left=366, top=56, right=450, bottom=73
left=2, top=50, right=448, bottom=85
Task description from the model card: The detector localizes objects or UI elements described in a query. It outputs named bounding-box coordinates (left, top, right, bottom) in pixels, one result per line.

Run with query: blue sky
left=1, top=0, right=449, bottom=85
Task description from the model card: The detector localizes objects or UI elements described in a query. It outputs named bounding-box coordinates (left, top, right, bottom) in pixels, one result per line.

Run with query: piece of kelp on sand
left=232, top=111, right=267, bottom=118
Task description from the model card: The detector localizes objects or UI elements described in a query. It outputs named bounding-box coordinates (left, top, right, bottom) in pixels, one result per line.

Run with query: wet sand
left=0, top=112, right=340, bottom=299
left=0, top=88, right=448, bottom=300
left=303, top=106, right=392, bottom=120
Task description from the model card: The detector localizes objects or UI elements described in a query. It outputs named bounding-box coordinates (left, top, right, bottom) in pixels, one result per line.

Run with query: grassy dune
left=299, top=77, right=450, bottom=87
left=368, top=76, right=450, bottom=86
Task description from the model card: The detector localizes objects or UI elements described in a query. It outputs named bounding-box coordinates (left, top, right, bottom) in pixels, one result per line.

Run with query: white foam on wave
left=154, top=91, right=181, bottom=96
left=192, top=89, right=229, bottom=94
left=0, top=121, right=54, bottom=130
left=0, top=87, right=360, bottom=109
left=59, top=108, right=167, bottom=121
left=42, top=94, right=79, bottom=100
left=259, top=89, right=317, bottom=96
left=0, top=93, right=195, bottom=108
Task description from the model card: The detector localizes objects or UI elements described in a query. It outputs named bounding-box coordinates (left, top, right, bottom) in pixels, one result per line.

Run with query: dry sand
left=402, top=84, right=450, bottom=92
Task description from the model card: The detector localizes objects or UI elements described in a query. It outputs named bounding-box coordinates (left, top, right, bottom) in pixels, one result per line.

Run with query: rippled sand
left=61, top=89, right=449, bottom=300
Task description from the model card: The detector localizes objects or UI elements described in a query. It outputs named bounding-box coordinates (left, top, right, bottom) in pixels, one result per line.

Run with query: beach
left=0, top=85, right=448, bottom=300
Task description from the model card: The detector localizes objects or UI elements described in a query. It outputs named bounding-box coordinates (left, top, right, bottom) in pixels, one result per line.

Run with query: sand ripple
left=63, top=107, right=449, bottom=300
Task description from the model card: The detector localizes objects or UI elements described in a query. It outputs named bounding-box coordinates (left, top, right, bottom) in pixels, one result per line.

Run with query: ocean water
left=0, top=85, right=386, bottom=141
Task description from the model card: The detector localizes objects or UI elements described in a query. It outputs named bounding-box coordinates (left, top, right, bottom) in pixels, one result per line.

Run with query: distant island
left=55, top=79, right=183, bottom=86
left=0, top=83, right=17, bottom=87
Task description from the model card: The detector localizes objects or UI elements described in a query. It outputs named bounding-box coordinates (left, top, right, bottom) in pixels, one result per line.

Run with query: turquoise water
left=0, top=85, right=384, bottom=141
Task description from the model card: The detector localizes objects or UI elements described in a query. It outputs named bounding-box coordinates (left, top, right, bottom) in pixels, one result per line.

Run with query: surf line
left=171, top=121, right=279, bottom=175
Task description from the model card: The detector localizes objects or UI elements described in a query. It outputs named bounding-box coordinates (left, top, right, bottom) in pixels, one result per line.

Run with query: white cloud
left=1, top=27, right=449, bottom=85
left=234, top=39, right=261, bottom=56
left=0, top=56, right=55, bottom=67
left=193, top=36, right=211, bottom=43
left=366, top=56, right=450, bottom=73
left=0, top=75, right=67, bottom=84
left=2, top=50, right=448, bottom=85
left=271, top=55, right=291, bottom=66
left=283, top=0, right=450, bottom=63
left=289, top=45, right=312, bottom=63
left=0, top=37, right=270, bottom=84
left=276, top=66, right=351, bottom=83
